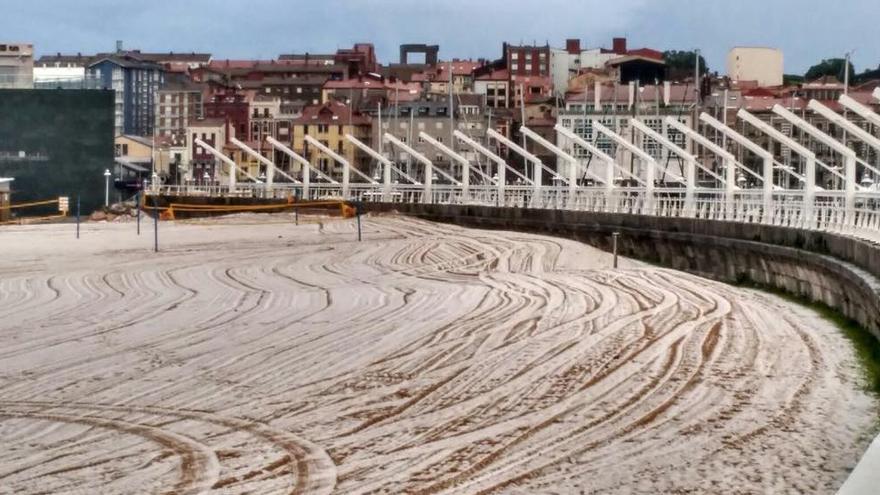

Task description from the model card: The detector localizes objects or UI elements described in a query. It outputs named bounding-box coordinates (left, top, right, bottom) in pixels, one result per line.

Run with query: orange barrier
left=0, top=198, right=60, bottom=211
left=141, top=199, right=356, bottom=220
left=0, top=197, right=67, bottom=225
left=0, top=214, right=67, bottom=225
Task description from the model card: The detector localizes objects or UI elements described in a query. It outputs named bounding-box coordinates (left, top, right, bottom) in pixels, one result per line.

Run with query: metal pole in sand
left=153, top=195, right=158, bottom=253
left=612, top=232, right=619, bottom=268
left=136, top=191, right=141, bottom=235
left=354, top=203, right=361, bottom=242
left=76, top=196, right=80, bottom=239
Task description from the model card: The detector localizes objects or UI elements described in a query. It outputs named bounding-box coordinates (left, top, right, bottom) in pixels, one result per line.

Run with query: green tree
left=663, top=50, right=709, bottom=75
left=855, top=64, right=880, bottom=84
left=804, top=58, right=856, bottom=82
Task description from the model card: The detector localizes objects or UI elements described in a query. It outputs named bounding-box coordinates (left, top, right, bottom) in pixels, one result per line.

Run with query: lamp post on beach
left=103, top=169, right=111, bottom=207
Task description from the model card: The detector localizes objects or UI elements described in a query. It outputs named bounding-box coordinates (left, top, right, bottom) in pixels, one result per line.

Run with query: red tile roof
left=625, top=48, right=664, bottom=61
left=476, top=68, right=509, bottom=81
left=293, top=101, right=371, bottom=125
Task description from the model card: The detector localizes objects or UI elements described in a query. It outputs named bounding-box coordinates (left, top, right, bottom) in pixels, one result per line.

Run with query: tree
left=855, top=64, right=880, bottom=84
left=663, top=50, right=709, bottom=75
left=804, top=58, right=856, bottom=82
left=783, top=74, right=805, bottom=86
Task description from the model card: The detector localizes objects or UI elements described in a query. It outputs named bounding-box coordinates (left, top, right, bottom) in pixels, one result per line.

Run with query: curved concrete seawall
left=366, top=202, right=880, bottom=493
left=366, top=203, right=880, bottom=341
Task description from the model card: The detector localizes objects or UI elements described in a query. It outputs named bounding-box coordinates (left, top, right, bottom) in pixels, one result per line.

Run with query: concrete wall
left=365, top=203, right=880, bottom=340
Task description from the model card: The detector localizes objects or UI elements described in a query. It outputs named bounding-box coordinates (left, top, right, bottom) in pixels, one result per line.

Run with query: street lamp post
left=104, top=169, right=111, bottom=207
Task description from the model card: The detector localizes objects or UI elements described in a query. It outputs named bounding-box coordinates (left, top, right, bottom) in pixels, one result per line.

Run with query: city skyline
left=4, top=0, right=878, bottom=75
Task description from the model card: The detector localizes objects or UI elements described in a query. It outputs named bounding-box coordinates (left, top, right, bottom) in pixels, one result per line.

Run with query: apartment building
left=0, top=42, right=33, bottom=88
left=155, top=77, right=204, bottom=145
left=89, top=54, right=165, bottom=136
left=291, top=101, right=372, bottom=181
left=556, top=82, right=695, bottom=182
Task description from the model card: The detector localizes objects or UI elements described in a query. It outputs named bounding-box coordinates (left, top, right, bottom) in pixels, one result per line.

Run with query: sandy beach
left=0, top=213, right=875, bottom=494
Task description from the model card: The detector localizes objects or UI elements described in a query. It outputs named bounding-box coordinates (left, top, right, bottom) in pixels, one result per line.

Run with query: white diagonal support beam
left=699, top=113, right=775, bottom=221
left=594, top=122, right=657, bottom=213
left=809, top=101, right=880, bottom=157
left=267, top=136, right=337, bottom=201
left=839, top=94, right=880, bottom=128
left=521, top=125, right=608, bottom=193
left=454, top=131, right=532, bottom=184
left=195, top=138, right=262, bottom=191
left=419, top=132, right=496, bottom=193
left=554, top=124, right=624, bottom=195
left=384, top=134, right=461, bottom=186
left=344, top=134, right=420, bottom=185
left=305, top=134, right=376, bottom=199
left=665, top=117, right=757, bottom=220
left=231, top=137, right=304, bottom=189
left=487, top=128, right=561, bottom=187
left=669, top=119, right=764, bottom=186
left=631, top=120, right=696, bottom=216
left=773, top=103, right=858, bottom=185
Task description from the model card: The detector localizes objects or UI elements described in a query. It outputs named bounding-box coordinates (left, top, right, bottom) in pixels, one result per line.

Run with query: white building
left=0, top=43, right=33, bottom=88
left=727, top=47, right=784, bottom=87
left=555, top=82, right=696, bottom=182
left=549, top=38, right=638, bottom=95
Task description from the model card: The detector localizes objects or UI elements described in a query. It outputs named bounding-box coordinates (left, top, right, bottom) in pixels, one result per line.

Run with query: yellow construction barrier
left=141, top=199, right=357, bottom=219
left=0, top=197, right=68, bottom=225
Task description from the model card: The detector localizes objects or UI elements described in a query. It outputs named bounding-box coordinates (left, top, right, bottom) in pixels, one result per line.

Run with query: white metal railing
left=146, top=93, right=880, bottom=245
left=146, top=181, right=880, bottom=244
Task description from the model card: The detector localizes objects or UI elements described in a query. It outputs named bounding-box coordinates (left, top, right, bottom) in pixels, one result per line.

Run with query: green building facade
left=0, top=89, right=114, bottom=215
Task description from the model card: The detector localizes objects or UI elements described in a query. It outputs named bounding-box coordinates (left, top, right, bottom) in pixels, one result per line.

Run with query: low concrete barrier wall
left=366, top=203, right=880, bottom=341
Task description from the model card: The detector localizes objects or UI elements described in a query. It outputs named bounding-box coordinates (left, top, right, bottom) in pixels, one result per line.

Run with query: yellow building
left=113, top=134, right=172, bottom=182
left=291, top=101, right=372, bottom=180
left=222, top=142, right=265, bottom=181
left=0, top=178, right=12, bottom=222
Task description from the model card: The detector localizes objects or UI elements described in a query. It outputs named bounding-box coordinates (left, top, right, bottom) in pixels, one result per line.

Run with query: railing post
left=685, top=157, right=696, bottom=218
left=76, top=195, right=80, bottom=239
left=136, top=190, right=141, bottom=235
left=424, top=161, right=432, bottom=204
left=762, top=156, right=774, bottom=224
left=645, top=158, right=655, bottom=215
left=804, top=156, right=816, bottom=229
left=303, top=162, right=311, bottom=200
left=612, top=232, right=619, bottom=268
left=724, top=157, right=735, bottom=220
left=844, top=154, right=856, bottom=228
left=342, top=161, right=350, bottom=200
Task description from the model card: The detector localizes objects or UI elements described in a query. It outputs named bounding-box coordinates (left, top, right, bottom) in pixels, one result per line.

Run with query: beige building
left=727, top=47, right=783, bottom=87
left=0, top=178, right=12, bottom=222
left=292, top=101, right=372, bottom=180
left=156, top=79, right=204, bottom=145
left=0, top=43, right=34, bottom=88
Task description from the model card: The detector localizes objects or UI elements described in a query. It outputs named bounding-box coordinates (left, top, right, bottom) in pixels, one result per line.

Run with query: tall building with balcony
left=89, top=54, right=165, bottom=136
left=373, top=94, right=488, bottom=180
left=155, top=77, right=204, bottom=145
left=0, top=42, right=34, bottom=88
left=556, top=82, right=695, bottom=183
left=33, top=53, right=92, bottom=88
left=291, top=101, right=372, bottom=181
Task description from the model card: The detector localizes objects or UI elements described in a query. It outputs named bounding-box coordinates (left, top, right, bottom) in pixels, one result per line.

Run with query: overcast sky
left=4, top=0, right=878, bottom=75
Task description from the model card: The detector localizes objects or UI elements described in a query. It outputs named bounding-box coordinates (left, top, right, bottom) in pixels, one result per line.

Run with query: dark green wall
left=0, top=89, right=114, bottom=215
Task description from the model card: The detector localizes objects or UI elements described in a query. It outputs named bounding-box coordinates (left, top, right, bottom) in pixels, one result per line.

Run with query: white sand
left=0, top=214, right=876, bottom=494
